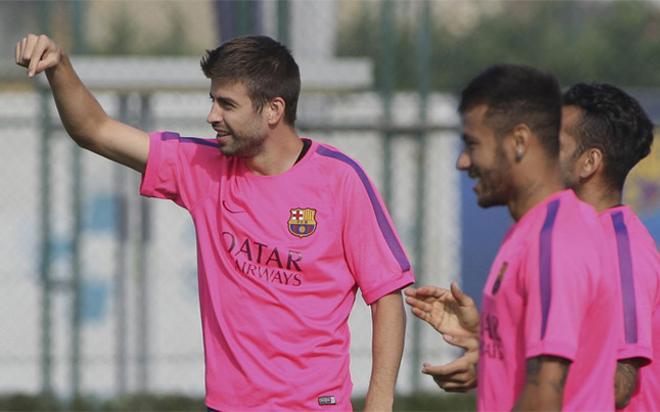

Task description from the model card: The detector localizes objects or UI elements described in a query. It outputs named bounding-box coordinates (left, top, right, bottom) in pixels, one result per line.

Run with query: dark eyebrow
left=209, top=93, right=238, bottom=107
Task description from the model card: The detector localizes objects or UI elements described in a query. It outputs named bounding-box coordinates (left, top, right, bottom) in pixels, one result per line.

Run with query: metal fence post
left=115, top=95, right=130, bottom=395
left=136, top=94, right=153, bottom=393
left=38, top=1, right=54, bottom=399
left=70, top=0, right=87, bottom=399
left=379, top=0, right=394, bottom=208
left=277, top=0, right=290, bottom=46
left=411, top=0, right=431, bottom=393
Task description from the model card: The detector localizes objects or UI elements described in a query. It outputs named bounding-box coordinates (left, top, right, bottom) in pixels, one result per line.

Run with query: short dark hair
left=458, top=64, right=562, bottom=156
left=563, top=83, right=654, bottom=191
left=201, top=36, right=301, bottom=125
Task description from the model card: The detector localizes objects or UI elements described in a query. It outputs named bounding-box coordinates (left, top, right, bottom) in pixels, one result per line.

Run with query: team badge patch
left=288, top=208, right=317, bottom=238
left=491, top=261, right=508, bottom=295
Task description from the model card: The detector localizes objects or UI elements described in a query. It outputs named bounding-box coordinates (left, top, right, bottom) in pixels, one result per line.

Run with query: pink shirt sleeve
left=611, top=211, right=658, bottom=363
left=140, top=131, right=219, bottom=210
left=339, top=164, right=414, bottom=305
left=523, top=203, right=598, bottom=362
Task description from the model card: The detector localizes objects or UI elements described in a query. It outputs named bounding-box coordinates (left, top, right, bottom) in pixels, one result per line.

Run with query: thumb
left=450, top=281, right=473, bottom=307
left=444, top=334, right=479, bottom=352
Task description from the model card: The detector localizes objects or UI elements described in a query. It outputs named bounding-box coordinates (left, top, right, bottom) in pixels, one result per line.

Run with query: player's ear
left=579, top=148, right=603, bottom=179
left=511, top=124, right=531, bottom=162
left=266, top=97, right=286, bottom=126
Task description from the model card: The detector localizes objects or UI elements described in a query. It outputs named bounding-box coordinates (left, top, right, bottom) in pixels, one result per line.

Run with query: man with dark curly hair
left=560, top=83, right=659, bottom=411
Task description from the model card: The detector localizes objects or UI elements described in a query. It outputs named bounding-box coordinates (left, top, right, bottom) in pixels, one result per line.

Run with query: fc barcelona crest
left=288, top=208, right=317, bottom=238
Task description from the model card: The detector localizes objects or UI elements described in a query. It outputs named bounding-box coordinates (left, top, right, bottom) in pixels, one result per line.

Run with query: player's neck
left=575, top=183, right=622, bottom=213
left=508, top=166, right=564, bottom=222
left=245, top=127, right=303, bottom=176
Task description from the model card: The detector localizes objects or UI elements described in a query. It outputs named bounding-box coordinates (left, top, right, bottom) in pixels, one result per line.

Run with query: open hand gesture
left=405, top=281, right=480, bottom=337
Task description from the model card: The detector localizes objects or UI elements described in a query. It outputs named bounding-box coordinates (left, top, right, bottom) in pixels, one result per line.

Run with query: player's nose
left=456, top=151, right=471, bottom=171
left=207, top=104, right=224, bottom=125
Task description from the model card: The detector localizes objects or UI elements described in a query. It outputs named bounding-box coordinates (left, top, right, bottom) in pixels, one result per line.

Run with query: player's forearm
left=45, top=54, right=112, bottom=150
left=513, top=384, right=563, bottom=411
left=614, top=359, right=640, bottom=409
left=364, top=292, right=406, bottom=411
left=512, top=356, right=568, bottom=412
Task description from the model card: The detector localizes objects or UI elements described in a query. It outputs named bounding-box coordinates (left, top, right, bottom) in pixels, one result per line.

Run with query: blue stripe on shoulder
left=316, top=145, right=411, bottom=272
left=161, top=131, right=218, bottom=148
left=611, top=211, right=639, bottom=344
left=539, top=198, right=560, bottom=340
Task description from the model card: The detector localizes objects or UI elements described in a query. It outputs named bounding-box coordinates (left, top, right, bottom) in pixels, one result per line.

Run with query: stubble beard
left=218, top=126, right=266, bottom=158
left=475, top=147, right=512, bottom=208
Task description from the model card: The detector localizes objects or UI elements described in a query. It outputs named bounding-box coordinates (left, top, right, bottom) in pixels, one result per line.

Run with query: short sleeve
left=614, top=214, right=659, bottom=364
left=140, top=131, right=219, bottom=210
left=617, top=271, right=655, bottom=363
left=523, top=205, right=595, bottom=362
left=340, top=166, right=415, bottom=305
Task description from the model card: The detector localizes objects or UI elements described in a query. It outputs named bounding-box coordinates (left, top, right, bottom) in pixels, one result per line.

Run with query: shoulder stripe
left=611, top=211, right=638, bottom=343
left=316, top=145, right=411, bottom=272
left=539, top=199, right=560, bottom=339
left=161, top=131, right=219, bottom=148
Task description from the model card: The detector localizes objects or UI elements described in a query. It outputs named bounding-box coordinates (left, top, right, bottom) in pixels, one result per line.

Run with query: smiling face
left=456, top=104, right=514, bottom=208
left=558, top=105, right=584, bottom=190
left=207, top=79, right=269, bottom=157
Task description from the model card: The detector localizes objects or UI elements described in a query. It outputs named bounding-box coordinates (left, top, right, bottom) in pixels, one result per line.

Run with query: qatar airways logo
left=222, top=231, right=304, bottom=287
left=481, top=313, right=504, bottom=360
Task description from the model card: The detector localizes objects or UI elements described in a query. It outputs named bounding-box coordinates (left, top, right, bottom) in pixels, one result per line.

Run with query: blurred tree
left=337, top=1, right=660, bottom=91
left=90, top=3, right=192, bottom=55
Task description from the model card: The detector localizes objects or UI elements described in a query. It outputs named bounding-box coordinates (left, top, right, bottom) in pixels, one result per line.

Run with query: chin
left=477, top=198, right=497, bottom=208
left=218, top=146, right=238, bottom=156
left=476, top=193, right=506, bottom=209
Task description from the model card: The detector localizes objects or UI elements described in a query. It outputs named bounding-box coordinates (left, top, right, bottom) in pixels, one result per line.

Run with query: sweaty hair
left=201, top=36, right=301, bottom=125
left=563, top=83, right=654, bottom=191
left=458, top=64, right=562, bottom=156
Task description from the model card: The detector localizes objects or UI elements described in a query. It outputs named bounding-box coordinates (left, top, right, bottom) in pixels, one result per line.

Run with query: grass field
left=0, top=392, right=476, bottom=411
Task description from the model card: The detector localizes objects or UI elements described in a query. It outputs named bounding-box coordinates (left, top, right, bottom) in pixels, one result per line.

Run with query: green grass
left=354, top=393, right=476, bottom=412
left=0, top=392, right=476, bottom=411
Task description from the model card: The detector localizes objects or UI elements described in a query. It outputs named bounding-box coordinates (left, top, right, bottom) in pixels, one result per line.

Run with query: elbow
left=69, top=133, right=94, bottom=151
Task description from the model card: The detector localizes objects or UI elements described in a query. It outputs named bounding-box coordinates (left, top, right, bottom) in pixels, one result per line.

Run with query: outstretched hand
left=422, top=333, right=479, bottom=392
left=15, top=34, right=62, bottom=77
left=405, top=281, right=480, bottom=337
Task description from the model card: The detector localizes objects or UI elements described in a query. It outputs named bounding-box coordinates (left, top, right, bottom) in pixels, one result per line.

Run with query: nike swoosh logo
left=222, top=200, right=246, bottom=214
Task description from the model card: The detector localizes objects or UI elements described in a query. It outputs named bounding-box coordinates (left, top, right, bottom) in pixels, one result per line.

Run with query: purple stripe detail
left=539, top=199, right=560, bottom=340
left=161, top=131, right=219, bottom=148
left=316, top=145, right=411, bottom=272
left=611, top=211, right=639, bottom=343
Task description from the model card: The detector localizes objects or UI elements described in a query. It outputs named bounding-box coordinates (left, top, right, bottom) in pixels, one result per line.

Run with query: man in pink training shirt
left=560, top=83, right=659, bottom=410
left=409, top=83, right=660, bottom=411
left=16, top=34, right=414, bottom=411
left=407, top=65, right=620, bottom=410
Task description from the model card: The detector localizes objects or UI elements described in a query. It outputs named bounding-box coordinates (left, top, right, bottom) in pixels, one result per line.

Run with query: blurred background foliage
left=338, top=0, right=660, bottom=91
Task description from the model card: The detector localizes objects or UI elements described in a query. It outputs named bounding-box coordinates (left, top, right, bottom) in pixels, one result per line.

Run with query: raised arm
left=15, top=34, right=149, bottom=173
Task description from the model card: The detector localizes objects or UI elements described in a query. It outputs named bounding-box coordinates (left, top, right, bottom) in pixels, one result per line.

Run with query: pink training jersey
left=140, top=132, right=414, bottom=411
left=601, top=206, right=660, bottom=411
left=477, top=190, right=619, bottom=411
